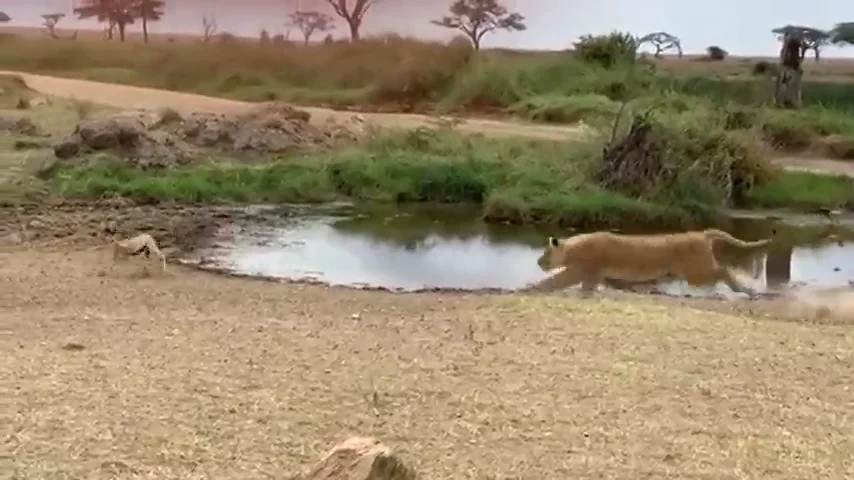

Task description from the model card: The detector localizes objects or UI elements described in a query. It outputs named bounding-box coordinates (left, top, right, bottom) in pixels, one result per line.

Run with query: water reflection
left=202, top=205, right=854, bottom=294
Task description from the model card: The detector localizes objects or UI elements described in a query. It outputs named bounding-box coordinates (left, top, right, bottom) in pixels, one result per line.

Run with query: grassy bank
left=2, top=34, right=853, bottom=160
left=47, top=128, right=854, bottom=228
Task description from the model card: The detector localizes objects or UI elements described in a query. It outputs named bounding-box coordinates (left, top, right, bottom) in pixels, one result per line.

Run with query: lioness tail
left=703, top=229, right=772, bottom=250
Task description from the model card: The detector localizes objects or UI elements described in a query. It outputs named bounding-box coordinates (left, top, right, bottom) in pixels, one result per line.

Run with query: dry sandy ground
left=2, top=245, right=853, bottom=479
left=4, top=71, right=853, bottom=178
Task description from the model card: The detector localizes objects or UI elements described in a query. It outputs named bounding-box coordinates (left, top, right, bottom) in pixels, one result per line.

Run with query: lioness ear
left=548, top=236, right=559, bottom=248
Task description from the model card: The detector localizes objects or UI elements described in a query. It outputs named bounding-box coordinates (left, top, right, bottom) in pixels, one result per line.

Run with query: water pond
left=188, top=204, right=854, bottom=299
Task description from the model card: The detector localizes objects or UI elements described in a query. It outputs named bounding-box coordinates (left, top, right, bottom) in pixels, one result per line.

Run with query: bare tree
left=74, top=0, right=135, bottom=42
left=202, top=14, right=217, bottom=42
left=325, top=0, right=378, bottom=42
left=288, top=11, right=336, bottom=46
left=431, top=0, right=525, bottom=50
left=133, top=0, right=165, bottom=44
left=772, top=25, right=829, bottom=61
left=636, top=31, right=682, bottom=58
left=42, top=13, right=65, bottom=39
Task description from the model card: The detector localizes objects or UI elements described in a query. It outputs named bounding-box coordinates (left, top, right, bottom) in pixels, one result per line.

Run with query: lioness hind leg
left=717, top=267, right=760, bottom=298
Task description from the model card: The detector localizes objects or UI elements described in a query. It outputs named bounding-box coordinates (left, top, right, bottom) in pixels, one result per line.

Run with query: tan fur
left=528, top=228, right=773, bottom=297
left=111, top=233, right=167, bottom=272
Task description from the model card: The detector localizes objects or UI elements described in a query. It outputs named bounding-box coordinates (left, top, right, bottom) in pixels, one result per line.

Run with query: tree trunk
left=468, top=30, right=481, bottom=50
left=774, top=67, right=803, bottom=109
left=348, top=21, right=360, bottom=42
left=143, top=16, right=149, bottom=44
left=814, top=48, right=820, bottom=62
left=304, top=33, right=310, bottom=46
left=118, top=22, right=126, bottom=42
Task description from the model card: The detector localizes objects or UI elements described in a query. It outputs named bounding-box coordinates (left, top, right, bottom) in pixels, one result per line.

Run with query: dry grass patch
left=2, top=248, right=853, bottom=479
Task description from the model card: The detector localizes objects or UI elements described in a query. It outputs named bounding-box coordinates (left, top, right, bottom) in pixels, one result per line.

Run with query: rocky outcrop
left=50, top=102, right=366, bottom=169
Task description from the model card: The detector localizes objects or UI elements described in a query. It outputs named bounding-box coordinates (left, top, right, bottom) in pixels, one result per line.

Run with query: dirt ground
left=2, top=72, right=854, bottom=478
left=2, top=236, right=853, bottom=479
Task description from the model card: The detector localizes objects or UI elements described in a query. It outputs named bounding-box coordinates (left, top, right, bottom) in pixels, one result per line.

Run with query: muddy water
left=192, top=204, right=854, bottom=298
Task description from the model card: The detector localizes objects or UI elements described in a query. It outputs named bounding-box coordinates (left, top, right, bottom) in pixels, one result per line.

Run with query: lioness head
left=536, top=236, right=563, bottom=272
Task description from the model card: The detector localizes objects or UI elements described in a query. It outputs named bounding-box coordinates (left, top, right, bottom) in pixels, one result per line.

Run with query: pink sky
left=2, top=0, right=853, bottom=56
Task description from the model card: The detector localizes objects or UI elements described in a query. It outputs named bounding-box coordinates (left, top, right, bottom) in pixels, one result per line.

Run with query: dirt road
left=0, top=71, right=586, bottom=142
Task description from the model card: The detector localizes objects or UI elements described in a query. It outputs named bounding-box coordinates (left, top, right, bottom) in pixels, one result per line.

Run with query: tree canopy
left=829, top=22, right=854, bottom=44
left=288, top=11, right=336, bottom=45
left=431, top=0, right=526, bottom=50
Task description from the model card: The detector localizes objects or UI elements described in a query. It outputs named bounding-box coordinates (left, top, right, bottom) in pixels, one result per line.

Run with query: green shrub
left=573, top=31, right=638, bottom=68
left=706, top=46, right=728, bottom=61
left=509, top=94, right=621, bottom=123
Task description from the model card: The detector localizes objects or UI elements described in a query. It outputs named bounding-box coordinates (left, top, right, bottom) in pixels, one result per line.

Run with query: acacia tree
left=0, top=12, right=10, bottom=23
left=74, top=0, right=135, bottom=42
left=325, top=0, right=378, bottom=42
left=636, top=31, right=682, bottom=58
left=431, top=0, right=525, bottom=51
left=830, top=22, right=854, bottom=44
left=288, top=11, right=336, bottom=46
left=772, top=25, right=829, bottom=61
left=133, top=0, right=165, bottom=44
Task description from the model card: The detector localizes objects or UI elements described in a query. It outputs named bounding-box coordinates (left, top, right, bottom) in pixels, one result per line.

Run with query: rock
left=0, top=233, right=24, bottom=246
left=77, top=116, right=147, bottom=150
left=306, top=436, right=414, bottom=480
left=53, top=134, right=82, bottom=159
left=27, top=219, right=47, bottom=230
left=0, top=116, right=40, bottom=136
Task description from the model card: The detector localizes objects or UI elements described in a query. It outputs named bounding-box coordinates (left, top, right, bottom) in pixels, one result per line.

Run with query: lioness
left=527, top=228, right=773, bottom=298
left=112, top=233, right=167, bottom=272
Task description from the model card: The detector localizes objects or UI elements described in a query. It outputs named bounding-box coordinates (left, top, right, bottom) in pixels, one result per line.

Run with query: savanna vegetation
left=2, top=0, right=854, bottom=227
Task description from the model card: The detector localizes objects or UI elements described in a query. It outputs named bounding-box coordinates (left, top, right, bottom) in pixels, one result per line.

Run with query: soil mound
left=52, top=102, right=366, bottom=168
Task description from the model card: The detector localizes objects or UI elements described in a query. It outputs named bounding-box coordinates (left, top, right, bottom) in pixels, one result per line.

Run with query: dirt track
left=0, top=71, right=586, bottom=142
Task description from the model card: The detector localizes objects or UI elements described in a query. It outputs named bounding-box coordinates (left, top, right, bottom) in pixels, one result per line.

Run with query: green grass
left=45, top=127, right=853, bottom=228
left=745, top=171, right=854, bottom=210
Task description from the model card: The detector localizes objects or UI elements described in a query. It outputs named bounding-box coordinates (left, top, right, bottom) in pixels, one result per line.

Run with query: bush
left=509, top=94, right=621, bottom=124
left=573, top=31, right=638, bottom=68
left=597, top=111, right=776, bottom=209
left=367, top=37, right=472, bottom=106
left=706, top=46, right=728, bottom=61
left=752, top=60, right=777, bottom=75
